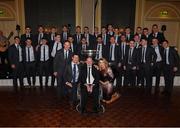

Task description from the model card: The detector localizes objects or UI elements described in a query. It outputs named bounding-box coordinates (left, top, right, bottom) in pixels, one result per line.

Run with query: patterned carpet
left=0, top=86, right=180, bottom=127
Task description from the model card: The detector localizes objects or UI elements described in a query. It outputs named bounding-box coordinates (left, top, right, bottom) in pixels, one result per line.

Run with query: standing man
left=53, top=41, right=72, bottom=98
left=79, top=57, right=100, bottom=114
left=106, top=36, right=120, bottom=91
left=50, top=34, right=63, bottom=86
left=37, top=38, right=50, bottom=88
left=139, top=38, right=157, bottom=94
left=23, top=38, right=36, bottom=87
left=149, top=24, right=165, bottom=45
left=162, top=40, right=179, bottom=96
left=151, top=38, right=163, bottom=93
left=8, top=36, right=24, bottom=90
left=124, top=40, right=138, bottom=87
left=20, top=26, right=34, bottom=47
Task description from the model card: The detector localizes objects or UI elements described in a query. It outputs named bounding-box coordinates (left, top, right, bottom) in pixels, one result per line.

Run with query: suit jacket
left=83, top=33, right=96, bottom=49
left=34, top=33, right=49, bottom=46
left=124, top=47, right=138, bottom=67
left=61, top=32, right=71, bottom=43
left=22, top=46, right=37, bottom=63
left=64, top=62, right=81, bottom=83
left=125, top=34, right=134, bottom=42
left=105, top=44, right=120, bottom=63
left=36, top=44, right=51, bottom=63
left=70, top=42, right=78, bottom=54
left=99, top=33, right=110, bottom=46
left=93, top=43, right=106, bottom=59
left=53, top=48, right=72, bottom=75
left=20, top=33, right=34, bottom=47
left=47, top=33, right=57, bottom=42
left=114, top=35, right=121, bottom=44
left=79, top=64, right=99, bottom=88
left=119, top=43, right=129, bottom=64
left=77, top=43, right=91, bottom=61
left=73, top=34, right=84, bottom=45
left=149, top=32, right=165, bottom=44
left=163, top=47, right=179, bottom=67
left=152, top=45, right=164, bottom=63
left=8, top=44, right=23, bottom=66
left=138, top=46, right=157, bottom=65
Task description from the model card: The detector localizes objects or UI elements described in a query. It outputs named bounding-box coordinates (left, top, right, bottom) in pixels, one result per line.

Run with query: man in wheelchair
left=79, top=57, right=100, bottom=114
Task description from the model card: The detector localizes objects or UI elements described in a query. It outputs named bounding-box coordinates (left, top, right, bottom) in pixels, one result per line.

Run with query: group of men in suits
left=8, top=24, right=179, bottom=101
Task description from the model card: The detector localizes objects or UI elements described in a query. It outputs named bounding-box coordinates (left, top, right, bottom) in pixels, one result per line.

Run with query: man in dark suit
left=107, top=24, right=114, bottom=36
left=48, top=26, right=57, bottom=43
left=20, top=26, right=34, bottom=47
left=68, top=35, right=77, bottom=54
left=8, top=36, right=24, bottom=90
left=125, top=27, right=134, bottom=42
left=83, top=26, right=96, bottom=49
left=119, top=35, right=129, bottom=87
left=50, top=34, right=63, bottom=86
left=79, top=57, right=100, bottom=114
left=53, top=41, right=72, bottom=98
left=139, top=38, right=157, bottom=94
left=151, top=38, right=163, bottom=93
left=162, top=40, right=179, bottom=96
left=61, top=25, right=70, bottom=43
left=37, top=38, right=50, bottom=88
left=77, top=37, right=91, bottom=62
left=73, top=26, right=84, bottom=45
left=100, top=26, right=110, bottom=46
left=124, top=40, right=138, bottom=87
left=142, top=28, right=150, bottom=44
left=64, top=54, right=81, bottom=106
left=34, top=25, right=49, bottom=47
left=106, top=36, right=121, bottom=91
left=149, top=24, right=165, bottom=45
left=135, top=27, right=143, bottom=39
left=94, top=36, right=106, bottom=61
left=114, top=27, right=121, bottom=44
left=22, top=38, right=36, bottom=87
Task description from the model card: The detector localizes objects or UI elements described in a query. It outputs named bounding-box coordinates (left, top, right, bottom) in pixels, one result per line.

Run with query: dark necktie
left=39, top=34, right=42, bottom=44
left=142, top=47, right=145, bottom=63
left=43, top=46, right=46, bottom=61
left=77, top=35, right=80, bottom=43
left=165, top=49, right=169, bottom=64
left=56, top=43, right=58, bottom=52
left=128, top=48, right=132, bottom=64
left=88, top=67, right=91, bottom=84
left=109, top=45, right=113, bottom=61
left=73, top=64, right=76, bottom=83
left=17, top=45, right=20, bottom=61
left=28, top=47, right=30, bottom=62
left=97, top=45, right=100, bottom=59
left=122, top=44, right=125, bottom=59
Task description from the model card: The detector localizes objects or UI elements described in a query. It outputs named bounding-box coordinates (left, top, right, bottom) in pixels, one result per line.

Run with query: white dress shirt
left=154, top=46, right=162, bottom=62
left=71, top=62, right=79, bottom=83
left=15, top=44, right=22, bottom=62
left=25, top=46, right=35, bottom=62
left=40, top=44, right=49, bottom=61
left=86, top=65, right=94, bottom=84
left=51, top=42, right=62, bottom=57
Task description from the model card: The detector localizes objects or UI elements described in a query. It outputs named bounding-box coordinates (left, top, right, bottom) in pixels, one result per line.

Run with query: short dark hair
left=26, top=37, right=32, bottom=41
left=14, top=36, right=20, bottom=40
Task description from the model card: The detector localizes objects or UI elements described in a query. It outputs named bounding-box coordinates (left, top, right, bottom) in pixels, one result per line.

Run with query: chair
left=76, top=84, right=105, bottom=114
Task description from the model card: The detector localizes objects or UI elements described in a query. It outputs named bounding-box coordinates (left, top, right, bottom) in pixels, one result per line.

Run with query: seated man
left=79, top=57, right=100, bottom=114
left=64, top=54, right=81, bottom=106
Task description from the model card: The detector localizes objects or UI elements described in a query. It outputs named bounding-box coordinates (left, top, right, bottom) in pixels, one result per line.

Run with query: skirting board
left=0, top=76, right=180, bottom=86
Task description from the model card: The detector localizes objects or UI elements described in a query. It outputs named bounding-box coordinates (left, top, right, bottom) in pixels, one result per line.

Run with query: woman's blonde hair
left=98, top=58, right=109, bottom=71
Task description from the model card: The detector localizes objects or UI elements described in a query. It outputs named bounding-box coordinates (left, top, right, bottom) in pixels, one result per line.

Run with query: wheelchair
left=76, top=83, right=105, bottom=114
